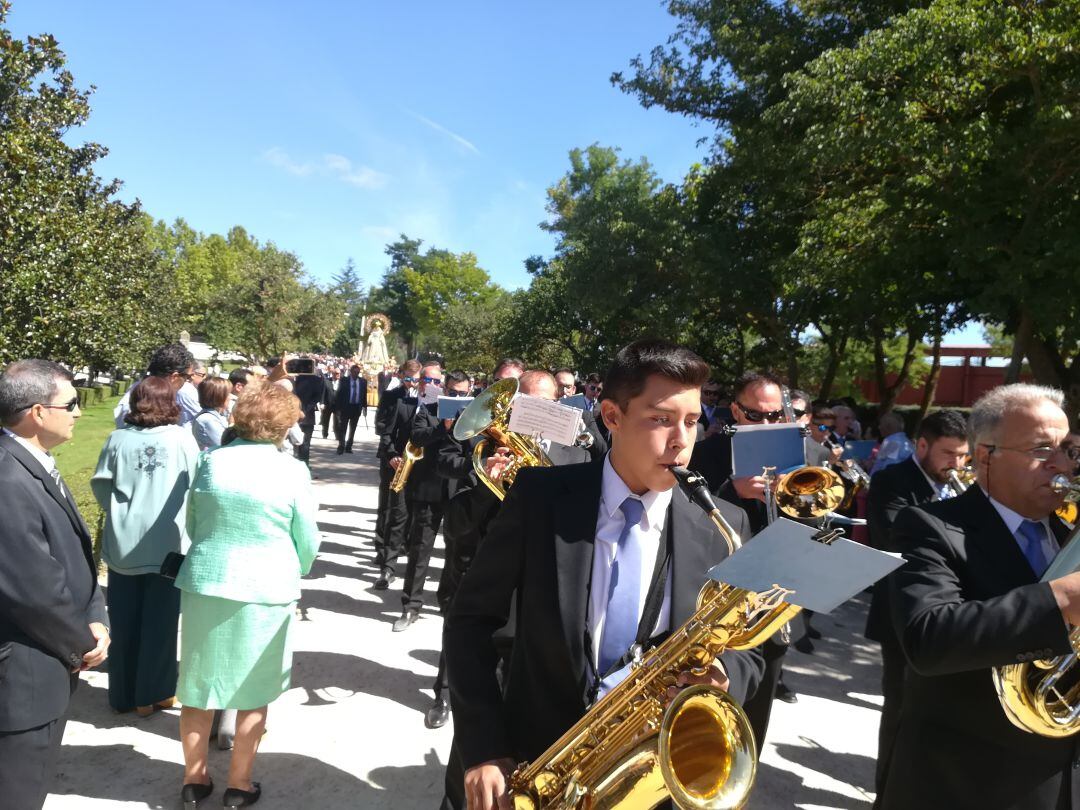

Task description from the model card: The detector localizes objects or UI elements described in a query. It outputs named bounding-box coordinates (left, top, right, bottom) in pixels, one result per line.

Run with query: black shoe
left=775, top=683, right=798, bottom=704
left=806, top=626, right=823, bottom=640
left=393, top=610, right=419, bottom=632
left=794, top=636, right=815, bottom=654
left=181, top=779, right=213, bottom=809
left=345, top=446, right=353, bottom=454
left=336, top=447, right=345, bottom=455
left=425, top=696, right=450, bottom=729
left=222, top=782, right=261, bottom=809
left=374, top=568, right=394, bottom=590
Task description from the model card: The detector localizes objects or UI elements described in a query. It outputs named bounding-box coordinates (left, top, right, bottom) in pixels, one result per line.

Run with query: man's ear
left=973, top=441, right=991, bottom=472
left=599, top=399, right=621, bottom=433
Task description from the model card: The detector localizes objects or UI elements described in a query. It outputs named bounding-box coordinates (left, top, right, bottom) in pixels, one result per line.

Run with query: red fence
left=857, top=346, right=1027, bottom=407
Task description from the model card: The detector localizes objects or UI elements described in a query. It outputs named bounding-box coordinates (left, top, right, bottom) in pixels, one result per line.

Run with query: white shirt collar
left=979, top=486, right=1049, bottom=535
left=2, top=428, right=56, bottom=474
left=599, top=453, right=672, bottom=534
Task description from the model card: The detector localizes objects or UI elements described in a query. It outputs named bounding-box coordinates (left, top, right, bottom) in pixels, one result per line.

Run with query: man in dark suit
left=334, top=364, right=368, bottom=455
left=392, top=362, right=454, bottom=632
left=444, top=340, right=764, bottom=810
left=0, top=360, right=111, bottom=810
left=291, top=362, right=325, bottom=465
left=373, top=359, right=422, bottom=589
left=320, top=367, right=339, bottom=439
left=864, top=409, right=968, bottom=807
left=884, top=384, right=1080, bottom=810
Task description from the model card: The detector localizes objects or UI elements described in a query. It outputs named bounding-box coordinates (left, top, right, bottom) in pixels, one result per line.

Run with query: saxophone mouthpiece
left=671, top=466, right=719, bottom=516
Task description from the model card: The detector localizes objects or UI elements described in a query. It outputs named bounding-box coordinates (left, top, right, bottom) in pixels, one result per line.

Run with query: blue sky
left=9, top=1, right=711, bottom=293
left=9, top=1, right=984, bottom=346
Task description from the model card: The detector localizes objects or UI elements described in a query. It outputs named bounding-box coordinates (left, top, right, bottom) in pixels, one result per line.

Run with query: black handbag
left=159, top=551, right=186, bottom=581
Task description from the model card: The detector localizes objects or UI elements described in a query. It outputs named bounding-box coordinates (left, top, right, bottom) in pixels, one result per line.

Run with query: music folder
left=730, top=423, right=806, bottom=477
left=708, top=518, right=904, bottom=613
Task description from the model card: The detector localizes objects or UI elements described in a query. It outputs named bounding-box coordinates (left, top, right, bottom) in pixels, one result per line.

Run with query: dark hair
left=446, top=369, right=469, bottom=386
left=228, top=368, right=251, bottom=386
left=0, top=359, right=74, bottom=426
left=492, top=357, right=525, bottom=378
left=789, top=388, right=811, bottom=405
left=147, top=343, right=194, bottom=377
left=602, top=339, right=710, bottom=410
left=812, top=403, right=835, bottom=421
left=553, top=367, right=575, bottom=378
left=198, top=377, right=230, bottom=410
left=125, top=376, right=180, bottom=427
left=585, top=372, right=602, bottom=385
left=918, top=409, right=968, bottom=443
left=732, top=371, right=783, bottom=400
left=400, top=359, right=421, bottom=375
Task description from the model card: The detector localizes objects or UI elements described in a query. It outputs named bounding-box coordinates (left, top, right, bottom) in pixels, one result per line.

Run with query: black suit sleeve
left=444, top=476, right=532, bottom=768
left=716, top=506, right=766, bottom=704
left=437, top=435, right=472, bottom=480
left=0, top=477, right=97, bottom=666
left=889, top=506, right=1071, bottom=677
left=410, top=404, right=443, bottom=448
left=867, top=468, right=915, bottom=552
left=374, top=391, right=398, bottom=458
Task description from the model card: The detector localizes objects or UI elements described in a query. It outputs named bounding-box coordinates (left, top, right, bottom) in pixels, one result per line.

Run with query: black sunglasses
left=421, top=376, right=443, bottom=385
left=735, top=401, right=785, bottom=423
left=443, top=390, right=470, bottom=398
left=401, top=376, right=417, bottom=383
left=34, top=397, right=80, bottom=413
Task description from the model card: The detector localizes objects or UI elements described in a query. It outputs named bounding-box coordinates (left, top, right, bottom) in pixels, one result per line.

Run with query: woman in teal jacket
left=91, top=376, right=200, bottom=716
left=175, top=384, right=319, bottom=809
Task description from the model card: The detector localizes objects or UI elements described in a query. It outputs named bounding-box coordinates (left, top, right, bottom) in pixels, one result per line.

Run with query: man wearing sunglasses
left=883, top=384, right=1080, bottom=809
left=113, top=342, right=195, bottom=429
left=0, top=360, right=110, bottom=810
left=374, top=359, right=426, bottom=590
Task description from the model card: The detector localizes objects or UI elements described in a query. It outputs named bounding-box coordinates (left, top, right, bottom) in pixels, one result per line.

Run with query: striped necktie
left=48, top=465, right=67, bottom=500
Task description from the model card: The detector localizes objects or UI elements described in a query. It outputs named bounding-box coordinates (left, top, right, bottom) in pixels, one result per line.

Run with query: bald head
left=519, top=370, right=557, bottom=401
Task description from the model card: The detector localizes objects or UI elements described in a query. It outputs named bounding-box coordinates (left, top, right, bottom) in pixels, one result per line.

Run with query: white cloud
left=406, top=110, right=480, bottom=155
left=262, top=147, right=388, bottom=189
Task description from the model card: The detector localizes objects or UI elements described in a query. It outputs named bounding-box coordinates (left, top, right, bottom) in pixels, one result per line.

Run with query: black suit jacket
left=374, top=386, right=417, bottom=461
left=579, top=410, right=609, bottom=461
left=293, top=374, right=325, bottom=426
left=0, top=434, right=107, bottom=732
left=408, top=403, right=450, bottom=503
left=883, top=486, right=1077, bottom=810
left=864, top=456, right=935, bottom=642
left=445, top=459, right=763, bottom=770
left=335, top=375, right=368, bottom=413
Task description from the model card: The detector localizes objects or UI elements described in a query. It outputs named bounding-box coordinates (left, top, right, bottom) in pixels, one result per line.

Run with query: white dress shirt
left=587, top=455, right=672, bottom=695
left=981, top=487, right=1059, bottom=570
left=176, top=381, right=201, bottom=426
left=2, top=428, right=56, bottom=476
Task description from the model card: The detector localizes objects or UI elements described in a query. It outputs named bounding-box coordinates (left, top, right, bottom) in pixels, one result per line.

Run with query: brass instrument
left=993, top=475, right=1080, bottom=737
left=389, top=441, right=424, bottom=493
left=836, top=459, right=871, bottom=511
left=1052, top=474, right=1080, bottom=527
left=506, top=466, right=827, bottom=810
left=452, top=377, right=551, bottom=501
left=947, top=466, right=976, bottom=496
left=770, top=466, right=847, bottom=521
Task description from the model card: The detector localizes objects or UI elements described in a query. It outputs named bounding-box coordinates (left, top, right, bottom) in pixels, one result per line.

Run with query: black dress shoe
left=181, top=779, right=213, bottom=809
left=775, top=682, right=798, bottom=704
left=345, top=447, right=354, bottom=454
left=336, top=447, right=345, bottom=455
left=794, top=636, right=815, bottom=654
left=806, top=626, right=823, bottom=640
left=393, top=610, right=419, bottom=632
left=223, top=781, right=261, bottom=809
left=374, top=568, right=395, bottom=590
left=425, top=696, right=450, bottom=729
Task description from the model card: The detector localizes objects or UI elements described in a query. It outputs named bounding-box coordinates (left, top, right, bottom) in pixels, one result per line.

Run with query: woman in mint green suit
left=175, top=384, right=318, bottom=809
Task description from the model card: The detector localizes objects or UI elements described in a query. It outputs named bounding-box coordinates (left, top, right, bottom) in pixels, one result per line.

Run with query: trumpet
left=947, top=466, right=976, bottom=496
left=452, top=377, right=550, bottom=500
left=764, top=465, right=847, bottom=524
left=389, top=441, right=423, bottom=493
left=1052, top=474, right=1080, bottom=527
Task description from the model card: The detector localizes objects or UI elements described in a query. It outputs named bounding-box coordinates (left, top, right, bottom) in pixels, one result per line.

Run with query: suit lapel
left=962, top=487, right=1042, bottom=589
left=903, top=456, right=935, bottom=503
left=667, top=488, right=703, bottom=625
left=0, top=434, right=92, bottom=546
left=552, top=460, right=603, bottom=682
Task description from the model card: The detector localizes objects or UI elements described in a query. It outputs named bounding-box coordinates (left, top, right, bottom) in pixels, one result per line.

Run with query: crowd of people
left=1, top=337, right=1080, bottom=810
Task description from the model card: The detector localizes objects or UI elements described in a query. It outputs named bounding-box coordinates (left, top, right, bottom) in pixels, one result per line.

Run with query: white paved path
left=45, top=425, right=881, bottom=809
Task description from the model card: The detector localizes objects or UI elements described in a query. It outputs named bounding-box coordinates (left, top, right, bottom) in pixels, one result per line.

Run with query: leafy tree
left=331, top=257, right=365, bottom=311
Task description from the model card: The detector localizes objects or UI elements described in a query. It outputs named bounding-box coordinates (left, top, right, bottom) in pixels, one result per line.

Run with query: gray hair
left=879, top=411, right=906, bottom=436
left=191, top=360, right=207, bottom=374
left=0, top=360, right=74, bottom=426
left=968, top=383, right=1065, bottom=448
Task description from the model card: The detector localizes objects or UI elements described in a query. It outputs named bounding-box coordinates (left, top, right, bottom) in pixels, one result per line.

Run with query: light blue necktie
left=1017, top=519, right=1050, bottom=577
left=598, top=496, right=646, bottom=674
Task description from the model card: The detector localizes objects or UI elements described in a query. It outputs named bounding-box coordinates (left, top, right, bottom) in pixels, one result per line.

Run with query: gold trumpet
left=993, top=475, right=1080, bottom=737
left=947, top=466, right=976, bottom=496
left=765, top=465, right=847, bottom=522
left=451, top=377, right=550, bottom=501
left=389, top=441, right=423, bottom=493
left=1053, top=474, right=1080, bottom=527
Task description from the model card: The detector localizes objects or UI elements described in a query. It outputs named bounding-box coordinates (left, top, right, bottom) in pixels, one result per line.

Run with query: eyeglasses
left=701, top=390, right=721, bottom=398
left=982, top=443, right=1080, bottom=463
left=735, top=401, right=785, bottom=423
left=401, top=376, right=417, bottom=383
left=443, top=389, right=470, bottom=398
left=813, top=423, right=834, bottom=432
left=587, top=385, right=601, bottom=392
left=421, top=376, right=443, bottom=386
left=37, top=397, right=80, bottom=413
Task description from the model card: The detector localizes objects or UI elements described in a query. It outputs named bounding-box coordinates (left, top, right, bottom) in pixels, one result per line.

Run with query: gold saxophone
left=507, top=466, right=828, bottom=810
left=389, top=441, right=424, bottom=493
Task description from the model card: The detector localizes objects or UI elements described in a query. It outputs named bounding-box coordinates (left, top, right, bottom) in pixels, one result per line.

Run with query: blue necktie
left=598, top=497, right=646, bottom=674
left=1017, top=519, right=1050, bottom=577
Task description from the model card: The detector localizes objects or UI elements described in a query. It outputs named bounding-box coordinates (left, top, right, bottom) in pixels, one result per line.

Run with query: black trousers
left=105, top=570, right=180, bottom=712
left=742, top=637, right=787, bottom=753
left=335, top=404, right=363, bottom=450
left=295, top=423, right=315, bottom=463
left=0, top=716, right=67, bottom=810
left=375, top=459, right=409, bottom=571
left=401, top=498, right=444, bottom=612
left=320, top=404, right=336, bottom=438
left=873, top=630, right=906, bottom=809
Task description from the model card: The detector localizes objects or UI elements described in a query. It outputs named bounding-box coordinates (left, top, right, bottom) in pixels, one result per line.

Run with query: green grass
left=53, top=392, right=122, bottom=554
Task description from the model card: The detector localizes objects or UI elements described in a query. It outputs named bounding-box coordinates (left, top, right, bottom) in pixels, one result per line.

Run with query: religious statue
left=360, top=314, right=392, bottom=369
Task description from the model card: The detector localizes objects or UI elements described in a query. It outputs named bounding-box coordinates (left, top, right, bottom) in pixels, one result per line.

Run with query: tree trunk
left=818, top=332, right=848, bottom=401
left=876, top=327, right=921, bottom=416
left=915, top=332, right=944, bottom=433
left=1005, top=309, right=1033, bottom=384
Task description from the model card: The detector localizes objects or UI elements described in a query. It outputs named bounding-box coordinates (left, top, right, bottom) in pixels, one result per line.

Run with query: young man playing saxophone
left=443, top=339, right=764, bottom=810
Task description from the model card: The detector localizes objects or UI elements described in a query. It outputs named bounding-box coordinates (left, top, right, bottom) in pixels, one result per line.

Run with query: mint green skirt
left=177, top=592, right=295, bottom=710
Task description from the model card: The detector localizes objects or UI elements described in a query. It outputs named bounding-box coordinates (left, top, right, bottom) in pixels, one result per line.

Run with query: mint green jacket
left=176, top=440, right=320, bottom=605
